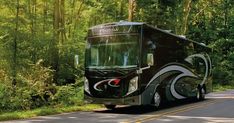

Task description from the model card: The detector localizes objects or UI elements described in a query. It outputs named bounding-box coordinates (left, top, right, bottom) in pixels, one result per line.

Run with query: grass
left=1, top=84, right=234, bottom=121
left=0, top=104, right=102, bottom=121
left=213, top=84, right=234, bottom=92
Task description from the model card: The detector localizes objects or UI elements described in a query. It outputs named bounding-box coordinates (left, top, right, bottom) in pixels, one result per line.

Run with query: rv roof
left=89, top=22, right=211, bottom=49
left=90, top=21, right=143, bottom=30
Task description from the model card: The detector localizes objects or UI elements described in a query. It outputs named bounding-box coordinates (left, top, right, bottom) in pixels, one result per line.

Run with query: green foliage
left=0, top=60, right=84, bottom=112
left=0, top=60, right=53, bottom=111
left=52, top=86, right=84, bottom=106
left=0, top=83, right=33, bottom=111
left=0, top=82, right=11, bottom=111
left=213, top=84, right=234, bottom=92
left=211, top=38, right=234, bottom=85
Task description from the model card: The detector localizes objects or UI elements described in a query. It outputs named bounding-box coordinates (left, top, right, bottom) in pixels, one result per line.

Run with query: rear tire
left=104, top=105, right=116, bottom=110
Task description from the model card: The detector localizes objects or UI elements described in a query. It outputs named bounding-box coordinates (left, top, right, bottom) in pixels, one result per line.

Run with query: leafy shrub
left=0, top=60, right=55, bottom=111
left=0, top=59, right=85, bottom=112
left=51, top=85, right=84, bottom=106
left=17, top=60, right=56, bottom=109
left=213, top=67, right=232, bottom=85
left=0, top=82, right=11, bottom=111
left=211, top=38, right=234, bottom=85
left=0, top=81, right=32, bottom=111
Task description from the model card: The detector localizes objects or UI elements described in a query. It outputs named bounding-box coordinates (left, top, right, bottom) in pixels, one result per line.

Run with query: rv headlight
left=84, top=77, right=91, bottom=95
left=127, top=76, right=138, bottom=95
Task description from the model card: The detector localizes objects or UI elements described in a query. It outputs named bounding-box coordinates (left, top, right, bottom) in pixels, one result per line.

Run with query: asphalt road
left=2, top=90, right=234, bottom=123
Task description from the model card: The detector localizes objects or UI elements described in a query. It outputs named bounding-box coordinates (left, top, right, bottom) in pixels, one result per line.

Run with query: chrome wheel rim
left=154, top=92, right=161, bottom=107
left=196, top=88, right=200, bottom=99
left=201, top=88, right=205, bottom=99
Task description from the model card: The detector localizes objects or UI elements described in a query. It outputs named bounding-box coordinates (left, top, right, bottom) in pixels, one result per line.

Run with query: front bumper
left=84, top=94, right=142, bottom=105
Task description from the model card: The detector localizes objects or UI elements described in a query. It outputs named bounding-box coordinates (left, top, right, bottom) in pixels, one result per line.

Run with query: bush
left=0, top=82, right=32, bottom=111
left=0, top=82, right=11, bottom=111
left=16, top=60, right=55, bottom=109
left=213, top=67, right=232, bottom=85
left=51, top=85, right=84, bottom=106
left=211, top=39, right=234, bottom=85
left=0, top=59, right=85, bottom=112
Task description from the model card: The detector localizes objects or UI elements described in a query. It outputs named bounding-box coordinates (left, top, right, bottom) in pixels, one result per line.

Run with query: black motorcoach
left=83, top=21, right=212, bottom=109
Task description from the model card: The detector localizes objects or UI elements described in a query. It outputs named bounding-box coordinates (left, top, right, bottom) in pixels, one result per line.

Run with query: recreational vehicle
left=83, top=22, right=212, bottom=109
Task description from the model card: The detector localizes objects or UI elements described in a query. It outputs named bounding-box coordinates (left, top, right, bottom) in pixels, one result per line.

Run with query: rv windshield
left=85, top=34, right=139, bottom=69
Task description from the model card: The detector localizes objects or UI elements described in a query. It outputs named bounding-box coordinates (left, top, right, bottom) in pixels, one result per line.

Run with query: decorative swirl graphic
left=185, top=54, right=210, bottom=85
left=94, top=79, right=121, bottom=91
left=146, top=53, right=211, bottom=99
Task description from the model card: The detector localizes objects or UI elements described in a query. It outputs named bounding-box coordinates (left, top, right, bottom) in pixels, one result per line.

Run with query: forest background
left=0, top=0, right=234, bottom=113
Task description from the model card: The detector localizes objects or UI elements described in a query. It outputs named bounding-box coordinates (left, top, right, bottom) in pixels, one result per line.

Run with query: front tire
left=104, top=105, right=116, bottom=110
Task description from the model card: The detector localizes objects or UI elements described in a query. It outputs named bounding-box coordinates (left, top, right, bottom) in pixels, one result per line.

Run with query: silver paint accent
left=146, top=65, right=197, bottom=99
left=207, top=54, right=212, bottom=76
left=186, top=54, right=209, bottom=85
left=146, top=53, right=211, bottom=99
left=170, top=67, right=197, bottom=99
left=94, top=79, right=120, bottom=91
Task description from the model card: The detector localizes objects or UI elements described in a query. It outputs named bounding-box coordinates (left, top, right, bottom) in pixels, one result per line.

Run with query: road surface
left=2, top=90, right=234, bottom=123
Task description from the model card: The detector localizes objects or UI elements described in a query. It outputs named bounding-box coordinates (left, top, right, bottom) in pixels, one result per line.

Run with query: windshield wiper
left=88, top=68, right=106, bottom=75
left=111, top=68, right=126, bottom=75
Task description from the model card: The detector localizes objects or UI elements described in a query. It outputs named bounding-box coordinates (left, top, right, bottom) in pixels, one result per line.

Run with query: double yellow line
left=123, top=99, right=219, bottom=123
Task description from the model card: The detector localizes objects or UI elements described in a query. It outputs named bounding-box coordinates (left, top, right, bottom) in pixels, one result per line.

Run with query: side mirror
left=147, top=53, right=154, bottom=66
left=74, top=55, right=79, bottom=68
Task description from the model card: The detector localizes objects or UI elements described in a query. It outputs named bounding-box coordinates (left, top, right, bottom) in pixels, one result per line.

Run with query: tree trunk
left=73, top=0, right=84, bottom=38
left=52, top=0, right=66, bottom=83
left=224, top=0, right=229, bottom=39
left=32, top=0, right=37, bottom=63
left=60, top=0, right=66, bottom=44
left=176, top=0, right=192, bottom=35
left=43, top=0, right=48, bottom=36
left=128, top=0, right=136, bottom=22
left=12, top=0, right=20, bottom=86
left=118, top=0, right=124, bottom=20
left=181, top=0, right=192, bottom=35
left=52, top=0, right=60, bottom=83
left=68, top=0, right=76, bottom=38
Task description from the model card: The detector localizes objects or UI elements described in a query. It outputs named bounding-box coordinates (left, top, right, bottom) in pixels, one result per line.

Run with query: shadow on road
left=94, top=98, right=212, bottom=115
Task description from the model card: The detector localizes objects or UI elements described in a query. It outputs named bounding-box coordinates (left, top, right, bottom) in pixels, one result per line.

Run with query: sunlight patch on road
left=157, top=119, right=174, bottom=122
left=206, top=94, right=234, bottom=99
left=207, top=90, right=234, bottom=99
left=164, top=115, right=234, bottom=123
left=38, top=116, right=62, bottom=120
